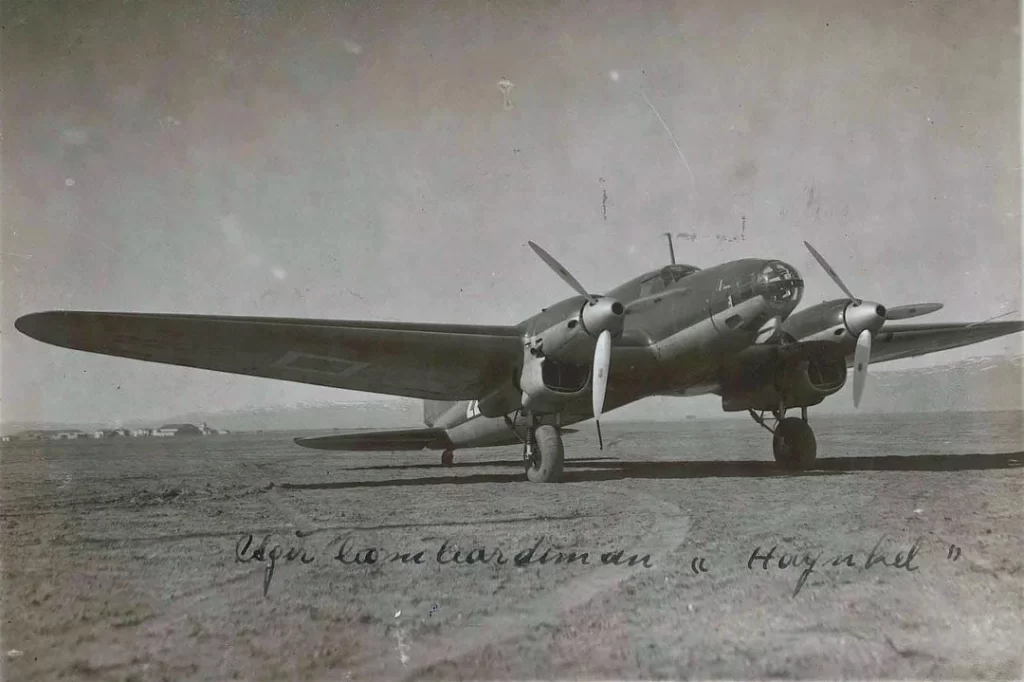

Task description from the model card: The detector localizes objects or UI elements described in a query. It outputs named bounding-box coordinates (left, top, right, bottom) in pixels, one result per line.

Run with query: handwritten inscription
left=234, top=531, right=953, bottom=599
left=235, top=532, right=316, bottom=596
left=236, top=532, right=654, bottom=596
left=747, top=535, right=921, bottom=596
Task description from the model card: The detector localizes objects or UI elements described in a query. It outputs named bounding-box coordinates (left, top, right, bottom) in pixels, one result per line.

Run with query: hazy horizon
left=3, top=0, right=1021, bottom=425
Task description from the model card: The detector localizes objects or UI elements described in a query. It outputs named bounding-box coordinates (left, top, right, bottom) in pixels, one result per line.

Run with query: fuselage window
left=639, top=276, right=666, bottom=298
left=731, top=274, right=757, bottom=305
left=639, top=265, right=699, bottom=297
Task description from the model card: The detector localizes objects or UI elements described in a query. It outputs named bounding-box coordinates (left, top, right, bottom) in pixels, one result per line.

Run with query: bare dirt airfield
left=2, top=411, right=1021, bottom=681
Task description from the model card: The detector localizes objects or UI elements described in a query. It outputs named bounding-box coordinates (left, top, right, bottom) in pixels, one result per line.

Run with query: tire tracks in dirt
left=348, top=484, right=691, bottom=681
left=72, top=512, right=603, bottom=548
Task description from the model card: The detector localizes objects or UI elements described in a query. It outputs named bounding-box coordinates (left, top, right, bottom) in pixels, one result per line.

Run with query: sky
left=2, top=0, right=1021, bottom=426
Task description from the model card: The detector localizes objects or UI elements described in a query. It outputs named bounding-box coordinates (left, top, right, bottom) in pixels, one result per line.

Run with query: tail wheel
left=772, top=417, right=817, bottom=471
left=441, top=449, right=454, bottom=467
left=526, top=425, right=564, bottom=483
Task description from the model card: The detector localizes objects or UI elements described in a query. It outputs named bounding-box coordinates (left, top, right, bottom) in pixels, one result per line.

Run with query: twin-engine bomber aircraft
left=15, top=241, right=1024, bottom=482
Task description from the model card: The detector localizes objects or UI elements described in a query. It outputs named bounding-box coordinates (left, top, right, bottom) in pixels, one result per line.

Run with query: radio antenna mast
left=662, top=232, right=676, bottom=265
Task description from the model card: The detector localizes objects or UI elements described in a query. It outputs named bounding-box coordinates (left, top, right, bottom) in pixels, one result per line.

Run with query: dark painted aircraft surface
left=15, top=241, right=1024, bottom=482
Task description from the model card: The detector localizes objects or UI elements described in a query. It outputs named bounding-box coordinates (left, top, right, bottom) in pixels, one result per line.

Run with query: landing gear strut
left=748, top=406, right=817, bottom=471
left=523, top=414, right=564, bottom=483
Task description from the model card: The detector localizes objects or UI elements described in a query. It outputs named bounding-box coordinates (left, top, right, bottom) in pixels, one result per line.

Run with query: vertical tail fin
left=423, top=400, right=458, bottom=427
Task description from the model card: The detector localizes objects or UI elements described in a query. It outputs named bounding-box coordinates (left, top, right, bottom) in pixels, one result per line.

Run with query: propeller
left=803, top=241, right=857, bottom=301
left=852, top=329, right=871, bottom=408
left=803, top=241, right=943, bottom=322
left=884, top=303, right=944, bottom=321
left=528, top=241, right=623, bottom=447
left=592, top=329, right=612, bottom=448
left=528, top=241, right=597, bottom=304
left=803, top=241, right=944, bottom=408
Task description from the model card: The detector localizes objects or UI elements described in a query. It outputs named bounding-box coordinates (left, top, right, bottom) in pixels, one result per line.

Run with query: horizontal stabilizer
left=294, top=427, right=453, bottom=451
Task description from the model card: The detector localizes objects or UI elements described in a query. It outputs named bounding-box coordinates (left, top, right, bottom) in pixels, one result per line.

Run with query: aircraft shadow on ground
left=279, top=451, right=1022, bottom=490
left=344, top=456, right=619, bottom=472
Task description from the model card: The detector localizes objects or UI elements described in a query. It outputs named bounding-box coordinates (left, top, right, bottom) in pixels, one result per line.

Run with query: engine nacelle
left=779, top=355, right=847, bottom=405
left=519, top=355, right=590, bottom=414
left=721, top=354, right=847, bottom=412
left=781, top=298, right=887, bottom=344
left=529, top=316, right=593, bottom=365
left=527, top=298, right=624, bottom=365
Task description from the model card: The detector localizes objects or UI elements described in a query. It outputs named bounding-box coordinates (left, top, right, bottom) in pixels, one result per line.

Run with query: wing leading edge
left=15, top=311, right=524, bottom=401
left=862, top=320, right=1024, bottom=365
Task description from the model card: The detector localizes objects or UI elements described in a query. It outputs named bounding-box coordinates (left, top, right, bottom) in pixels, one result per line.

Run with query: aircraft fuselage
left=433, top=257, right=805, bottom=448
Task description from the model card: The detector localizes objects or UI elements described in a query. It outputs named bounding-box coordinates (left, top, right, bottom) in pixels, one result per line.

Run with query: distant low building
left=90, top=429, right=131, bottom=438
left=156, top=423, right=202, bottom=436
left=5, top=424, right=235, bottom=441
left=14, top=430, right=89, bottom=441
left=11, top=423, right=229, bottom=441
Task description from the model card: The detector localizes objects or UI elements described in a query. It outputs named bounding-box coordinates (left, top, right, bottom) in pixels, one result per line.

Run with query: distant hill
left=4, top=355, right=1019, bottom=435
left=600, top=354, right=1023, bottom=420
left=162, top=354, right=1024, bottom=426
left=1, top=400, right=422, bottom=436
left=852, top=354, right=1023, bottom=415
left=158, top=399, right=423, bottom=432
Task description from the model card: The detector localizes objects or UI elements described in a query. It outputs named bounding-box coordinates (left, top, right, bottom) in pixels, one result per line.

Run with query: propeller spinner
left=803, top=241, right=943, bottom=408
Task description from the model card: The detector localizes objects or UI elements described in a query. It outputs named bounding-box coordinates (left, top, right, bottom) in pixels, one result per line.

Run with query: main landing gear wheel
left=441, top=449, right=454, bottom=467
left=772, top=417, right=817, bottom=471
left=526, top=424, right=564, bottom=483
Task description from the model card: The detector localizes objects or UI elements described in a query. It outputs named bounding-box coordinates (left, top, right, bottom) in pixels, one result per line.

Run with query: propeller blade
left=592, top=329, right=612, bottom=448
left=592, top=329, right=612, bottom=418
left=852, top=328, right=872, bottom=408
left=528, top=241, right=596, bottom=304
left=885, top=303, right=943, bottom=320
left=803, top=241, right=858, bottom=302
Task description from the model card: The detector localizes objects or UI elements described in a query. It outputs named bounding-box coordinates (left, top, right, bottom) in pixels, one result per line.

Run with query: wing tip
left=16, top=310, right=98, bottom=347
left=294, top=436, right=348, bottom=451
left=293, top=428, right=454, bottom=451
left=15, top=311, right=61, bottom=342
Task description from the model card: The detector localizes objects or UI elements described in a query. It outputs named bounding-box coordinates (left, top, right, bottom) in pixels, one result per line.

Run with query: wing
left=863, top=320, right=1024, bottom=365
left=15, top=311, right=524, bottom=401
left=707, top=320, right=1024, bottom=405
